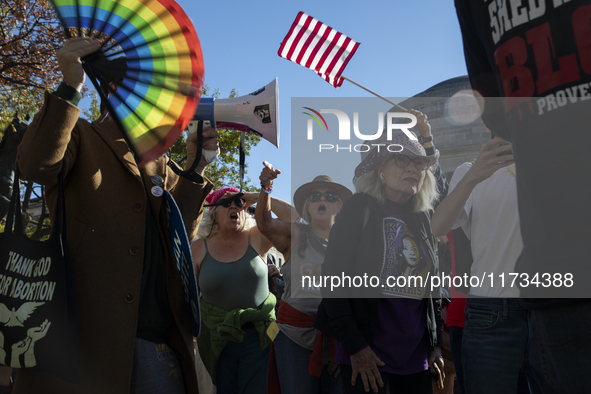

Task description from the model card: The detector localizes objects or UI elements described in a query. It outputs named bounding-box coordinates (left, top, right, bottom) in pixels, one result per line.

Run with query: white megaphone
left=188, top=78, right=280, bottom=162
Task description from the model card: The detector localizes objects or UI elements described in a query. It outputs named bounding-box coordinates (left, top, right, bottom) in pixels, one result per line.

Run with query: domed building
left=394, top=76, right=491, bottom=179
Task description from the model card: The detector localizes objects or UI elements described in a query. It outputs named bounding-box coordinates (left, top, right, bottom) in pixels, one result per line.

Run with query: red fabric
left=447, top=299, right=467, bottom=327
left=446, top=230, right=467, bottom=327
left=308, top=332, right=336, bottom=378
left=276, top=301, right=316, bottom=327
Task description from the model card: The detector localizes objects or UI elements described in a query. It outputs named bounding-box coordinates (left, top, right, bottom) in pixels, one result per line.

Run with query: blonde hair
left=353, top=163, right=438, bottom=213
left=196, top=206, right=257, bottom=239
left=302, top=199, right=312, bottom=224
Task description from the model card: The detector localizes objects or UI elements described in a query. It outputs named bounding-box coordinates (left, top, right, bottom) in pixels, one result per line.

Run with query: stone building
left=395, top=76, right=490, bottom=179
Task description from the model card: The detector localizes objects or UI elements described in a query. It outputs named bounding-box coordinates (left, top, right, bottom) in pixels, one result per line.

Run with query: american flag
left=278, top=12, right=360, bottom=88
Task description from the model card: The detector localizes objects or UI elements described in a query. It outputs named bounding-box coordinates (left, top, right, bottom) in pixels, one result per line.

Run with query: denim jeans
left=527, top=302, right=591, bottom=394
left=130, top=338, right=187, bottom=394
left=216, top=326, right=270, bottom=394
left=449, top=326, right=465, bottom=394
left=273, top=330, right=342, bottom=394
left=462, top=298, right=531, bottom=394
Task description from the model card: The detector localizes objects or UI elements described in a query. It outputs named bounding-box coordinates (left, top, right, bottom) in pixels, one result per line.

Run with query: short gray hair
left=353, top=162, right=438, bottom=213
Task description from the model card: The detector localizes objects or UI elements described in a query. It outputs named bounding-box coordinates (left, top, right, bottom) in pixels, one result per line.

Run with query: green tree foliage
left=169, top=85, right=262, bottom=191
left=0, top=181, right=51, bottom=240
left=0, top=0, right=64, bottom=132
left=81, top=88, right=101, bottom=122
left=20, top=180, right=51, bottom=240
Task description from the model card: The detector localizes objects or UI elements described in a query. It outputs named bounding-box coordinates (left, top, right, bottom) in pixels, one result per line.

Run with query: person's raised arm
left=242, top=192, right=297, bottom=223
left=255, top=161, right=296, bottom=257
left=268, top=195, right=299, bottom=222
left=408, top=109, right=449, bottom=203
left=431, top=137, right=514, bottom=236
left=17, top=38, right=102, bottom=184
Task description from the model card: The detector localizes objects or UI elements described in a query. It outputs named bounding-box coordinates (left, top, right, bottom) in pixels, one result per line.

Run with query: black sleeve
left=434, top=297, right=444, bottom=348
left=321, top=195, right=366, bottom=296
left=432, top=162, right=449, bottom=207
left=424, top=144, right=448, bottom=205
left=317, top=195, right=370, bottom=353
left=454, top=0, right=512, bottom=141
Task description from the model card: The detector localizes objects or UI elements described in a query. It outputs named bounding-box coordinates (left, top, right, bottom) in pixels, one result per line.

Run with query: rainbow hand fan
left=50, top=0, right=204, bottom=167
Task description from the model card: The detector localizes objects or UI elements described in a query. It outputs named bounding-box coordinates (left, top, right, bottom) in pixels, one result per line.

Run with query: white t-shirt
left=450, top=163, right=522, bottom=297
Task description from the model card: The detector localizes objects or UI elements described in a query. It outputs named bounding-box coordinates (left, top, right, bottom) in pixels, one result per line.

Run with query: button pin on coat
left=151, top=186, right=163, bottom=197
left=151, top=175, right=164, bottom=186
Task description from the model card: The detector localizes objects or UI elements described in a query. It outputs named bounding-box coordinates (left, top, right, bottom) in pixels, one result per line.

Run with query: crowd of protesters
left=2, top=1, right=590, bottom=393
left=190, top=109, right=526, bottom=394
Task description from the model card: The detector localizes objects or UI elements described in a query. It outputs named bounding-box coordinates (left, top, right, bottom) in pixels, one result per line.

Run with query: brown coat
left=14, top=92, right=213, bottom=393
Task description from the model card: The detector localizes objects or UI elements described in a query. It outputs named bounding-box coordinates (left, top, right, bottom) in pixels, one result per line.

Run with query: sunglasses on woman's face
left=221, top=198, right=246, bottom=208
left=391, top=155, right=430, bottom=171
left=308, top=191, right=339, bottom=203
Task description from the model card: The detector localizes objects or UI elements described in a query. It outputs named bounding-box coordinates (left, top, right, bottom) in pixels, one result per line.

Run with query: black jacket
left=314, top=193, right=444, bottom=354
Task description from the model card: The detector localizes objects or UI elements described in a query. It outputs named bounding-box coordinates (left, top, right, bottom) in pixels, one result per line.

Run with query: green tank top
left=199, top=231, right=269, bottom=311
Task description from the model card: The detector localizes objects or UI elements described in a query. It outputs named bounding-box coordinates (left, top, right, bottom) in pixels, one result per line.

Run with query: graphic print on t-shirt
left=380, top=217, right=431, bottom=299
left=483, top=1, right=591, bottom=121
left=457, top=0, right=591, bottom=298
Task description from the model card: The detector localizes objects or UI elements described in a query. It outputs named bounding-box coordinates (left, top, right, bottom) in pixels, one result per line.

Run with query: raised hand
left=260, top=161, right=281, bottom=188
left=56, top=37, right=102, bottom=92
left=186, top=126, right=219, bottom=175
left=406, top=108, right=431, bottom=138
left=466, top=137, right=514, bottom=184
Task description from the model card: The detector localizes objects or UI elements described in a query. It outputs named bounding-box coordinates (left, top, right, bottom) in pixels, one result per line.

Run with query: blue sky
left=85, top=0, right=469, bottom=204
left=187, top=0, right=469, bottom=204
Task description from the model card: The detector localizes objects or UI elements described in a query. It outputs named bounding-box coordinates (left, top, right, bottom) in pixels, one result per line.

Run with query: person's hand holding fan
left=50, top=0, right=204, bottom=168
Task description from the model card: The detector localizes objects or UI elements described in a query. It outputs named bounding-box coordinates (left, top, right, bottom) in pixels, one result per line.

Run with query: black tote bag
left=0, top=169, right=79, bottom=382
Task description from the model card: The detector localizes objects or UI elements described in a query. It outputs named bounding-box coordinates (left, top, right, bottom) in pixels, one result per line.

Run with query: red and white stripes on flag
left=278, top=12, right=360, bottom=88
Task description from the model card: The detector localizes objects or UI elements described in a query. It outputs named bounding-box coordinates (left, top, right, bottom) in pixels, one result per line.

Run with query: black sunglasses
left=308, top=191, right=339, bottom=203
left=205, top=193, right=246, bottom=209
left=221, top=198, right=246, bottom=208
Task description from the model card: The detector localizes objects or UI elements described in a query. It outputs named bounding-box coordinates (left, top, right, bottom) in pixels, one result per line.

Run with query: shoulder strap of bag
left=51, top=171, right=67, bottom=240
left=7, top=167, right=66, bottom=239
left=5, top=165, right=21, bottom=234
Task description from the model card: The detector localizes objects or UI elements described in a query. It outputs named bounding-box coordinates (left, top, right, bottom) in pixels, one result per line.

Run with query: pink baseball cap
left=205, top=187, right=240, bottom=207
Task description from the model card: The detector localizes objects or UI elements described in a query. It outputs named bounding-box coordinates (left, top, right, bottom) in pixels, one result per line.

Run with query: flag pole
left=341, top=75, right=407, bottom=112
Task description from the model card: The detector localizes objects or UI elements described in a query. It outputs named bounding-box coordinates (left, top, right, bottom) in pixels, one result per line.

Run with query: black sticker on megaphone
left=249, top=86, right=266, bottom=96
left=254, top=105, right=271, bottom=124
